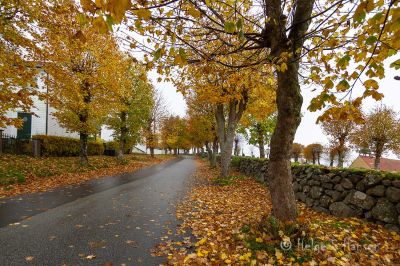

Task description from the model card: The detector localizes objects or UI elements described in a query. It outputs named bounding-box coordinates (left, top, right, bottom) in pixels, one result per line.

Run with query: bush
left=231, top=156, right=241, bottom=168
left=104, top=140, right=132, bottom=154
left=32, top=135, right=104, bottom=157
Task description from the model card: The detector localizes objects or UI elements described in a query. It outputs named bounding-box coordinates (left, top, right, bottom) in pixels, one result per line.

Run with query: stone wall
left=234, top=157, right=400, bottom=231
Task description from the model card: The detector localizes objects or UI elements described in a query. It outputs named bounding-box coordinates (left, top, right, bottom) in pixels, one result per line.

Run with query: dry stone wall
left=233, top=157, right=400, bottom=232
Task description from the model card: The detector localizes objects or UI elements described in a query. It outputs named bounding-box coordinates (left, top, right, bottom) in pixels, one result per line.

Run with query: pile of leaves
left=0, top=154, right=172, bottom=198
left=155, top=160, right=400, bottom=265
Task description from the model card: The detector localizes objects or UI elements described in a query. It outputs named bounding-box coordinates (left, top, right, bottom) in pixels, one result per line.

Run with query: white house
left=2, top=69, right=78, bottom=139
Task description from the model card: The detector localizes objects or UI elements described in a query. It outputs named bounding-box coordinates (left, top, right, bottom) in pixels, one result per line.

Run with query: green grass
left=0, top=154, right=167, bottom=184
left=0, top=167, right=26, bottom=187
left=212, top=174, right=246, bottom=186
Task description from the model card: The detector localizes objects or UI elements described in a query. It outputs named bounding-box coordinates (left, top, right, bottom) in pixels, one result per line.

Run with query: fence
left=0, top=130, right=32, bottom=155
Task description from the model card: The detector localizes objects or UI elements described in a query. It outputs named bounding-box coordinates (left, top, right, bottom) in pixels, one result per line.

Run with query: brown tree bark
left=79, top=132, right=89, bottom=165
left=337, top=138, right=345, bottom=167
left=215, top=98, right=247, bottom=177
left=263, top=0, right=315, bottom=222
left=234, top=136, right=239, bottom=156
left=211, top=137, right=218, bottom=168
left=257, top=124, right=266, bottom=158
left=205, top=141, right=213, bottom=162
left=267, top=62, right=302, bottom=222
left=117, top=111, right=127, bottom=160
left=374, top=142, right=383, bottom=170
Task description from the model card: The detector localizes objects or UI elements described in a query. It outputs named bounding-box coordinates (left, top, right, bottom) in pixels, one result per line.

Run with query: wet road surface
left=0, top=156, right=197, bottom=265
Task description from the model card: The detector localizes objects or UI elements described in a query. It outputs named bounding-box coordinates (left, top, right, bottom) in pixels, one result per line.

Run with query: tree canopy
left=351, top=105, right=400, bottom=169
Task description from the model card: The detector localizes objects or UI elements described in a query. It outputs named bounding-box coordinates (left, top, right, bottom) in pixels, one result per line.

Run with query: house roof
left=353, top=155, right=400, bottom=171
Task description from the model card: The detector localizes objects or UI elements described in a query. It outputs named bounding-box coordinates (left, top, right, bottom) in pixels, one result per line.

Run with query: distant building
left=349, top=155, right=400, bottom=172
left=2, top=69, right=78, bottom=139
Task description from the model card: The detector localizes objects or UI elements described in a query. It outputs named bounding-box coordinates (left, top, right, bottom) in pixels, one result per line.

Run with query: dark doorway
left=17, top=112, right=32, bottom=139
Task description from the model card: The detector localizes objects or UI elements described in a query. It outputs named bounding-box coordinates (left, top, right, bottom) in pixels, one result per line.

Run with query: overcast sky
left=148, top=62, right=400, bottom=165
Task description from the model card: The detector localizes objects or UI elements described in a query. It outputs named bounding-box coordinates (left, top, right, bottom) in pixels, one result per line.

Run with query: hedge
left=32, top=135, right=104, bottom=157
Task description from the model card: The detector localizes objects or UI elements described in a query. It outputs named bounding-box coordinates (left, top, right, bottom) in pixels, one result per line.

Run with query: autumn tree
left=304, top=143, right=324, bottom=165
left=291, top=143, right=304, bottom=162
left=0, top=0, right=42, bottom=128
left=328, top=145, right=349, bottom=167
left=186, top=94, right=218, bottom=166
left=160, top=115, right=189, bottom=154
left=107, top=62, right=153, bottom=159
left=176, top=61, right=275, bottom=177
left=321, top=106, right=355, bottom=167
left=81, top=0, right=400, bottom=221
left=39, top=2, right=122, bottom=165
left=145, top=90, right=168, bottom=157
left=239, top=113, right=277, bottom=159
left=351, top=105, right=400, bottom=170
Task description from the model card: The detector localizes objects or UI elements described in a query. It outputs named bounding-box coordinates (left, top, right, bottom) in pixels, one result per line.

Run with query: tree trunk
left=210, top=137, right=218, bottom=168
left=234, top=137, right=239, bottom=156
left=205, top=141, right=213, bottom=163
left=337, top=138, right=345, bottom=168
left=117, top=112, right=127, bottom=160
left=337, top=151, right=344, bottom=167
left=266, top=62, right=302, bottom=222
left=258, top=124, right=265, bottom=158
left=215, top=100, right=246, bottom=178
left=117, top=137, right=125, bottom=160
left=294, top=155, right=299, bottom=162
left=263, top=0, right=315, bottom=222
left=79, top=132, right=89, bottom=165
left=374, top=142, right=383, bottom=170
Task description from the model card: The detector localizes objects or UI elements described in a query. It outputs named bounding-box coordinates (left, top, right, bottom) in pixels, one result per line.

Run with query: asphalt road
left=0, top=156, right=197, bottom=266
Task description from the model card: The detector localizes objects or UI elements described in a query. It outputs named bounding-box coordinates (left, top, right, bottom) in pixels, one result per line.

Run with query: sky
left=148, top=63, right=400, bottom=166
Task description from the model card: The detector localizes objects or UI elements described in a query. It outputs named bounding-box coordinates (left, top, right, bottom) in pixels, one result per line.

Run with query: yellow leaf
left=280, top=62, right=288, bottom=72
left=25, top=256, right=34, bottom=262
left=196, top=238, right=207, bottom=246
left=134, top=9, right=152, bottom=20
left=188, top=6, right=201, bottom=18
left=275, top=249, right=283, bottom=260
left=81, top=0, right=96, bottom=13
left=364, top=79, right=378, bottom=90
left=93, top=16, right=108, bottom=33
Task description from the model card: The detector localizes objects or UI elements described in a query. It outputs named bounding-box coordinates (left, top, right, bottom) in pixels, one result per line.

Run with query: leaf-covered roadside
left=0, top=154, right=173, bottom=198
left=156, top=159, right=400, bottom=265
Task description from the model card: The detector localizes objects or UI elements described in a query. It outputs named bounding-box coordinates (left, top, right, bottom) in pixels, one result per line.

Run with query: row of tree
left=291, top=105, right=400, bottom=169
left=1, top=1, right=160, bottom=164
left=4, top=0, right=399, bottom=224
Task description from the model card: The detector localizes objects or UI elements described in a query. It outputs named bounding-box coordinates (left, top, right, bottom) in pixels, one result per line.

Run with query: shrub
left=105, top=141, right=119, bottom=150
left=104, top=140, right=132, bottom=154
left=32, top=135, right=104, bottom=157
left=231, top=156, right=241, bottom=168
